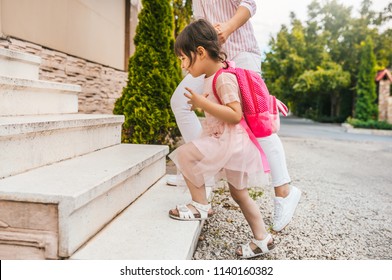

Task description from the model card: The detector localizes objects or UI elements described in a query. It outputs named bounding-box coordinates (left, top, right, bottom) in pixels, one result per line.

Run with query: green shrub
left=113, top=0, right=182, bottom=148
left=346, top=117, right=392, bottom=130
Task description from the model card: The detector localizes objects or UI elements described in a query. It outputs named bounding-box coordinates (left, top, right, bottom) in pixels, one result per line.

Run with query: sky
left=250, top=0, right=390, bottom=54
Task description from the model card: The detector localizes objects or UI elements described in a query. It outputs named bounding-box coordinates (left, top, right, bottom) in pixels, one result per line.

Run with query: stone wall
left=0, top=37, right=127, bottom=114
left=378, top=79, right=392, bottom=124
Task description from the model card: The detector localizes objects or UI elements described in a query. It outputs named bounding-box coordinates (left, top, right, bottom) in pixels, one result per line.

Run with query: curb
left=341, top=123, right=392, bottom=136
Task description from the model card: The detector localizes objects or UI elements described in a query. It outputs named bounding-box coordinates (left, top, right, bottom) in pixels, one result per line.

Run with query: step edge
left=0, top=76, right=81, bottom=92
left=0, top=114, right=124, bottom=136
left=0, top=48, right=42, bottom=65
left=0, top=145, right=169, bottom=210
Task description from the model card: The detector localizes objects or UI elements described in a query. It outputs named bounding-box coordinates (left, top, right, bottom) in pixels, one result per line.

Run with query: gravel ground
left=169, top=135, right=392, bottom=260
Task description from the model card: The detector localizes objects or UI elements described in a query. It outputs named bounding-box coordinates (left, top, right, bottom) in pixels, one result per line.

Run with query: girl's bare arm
left=184, top=87, right=242, bottom=124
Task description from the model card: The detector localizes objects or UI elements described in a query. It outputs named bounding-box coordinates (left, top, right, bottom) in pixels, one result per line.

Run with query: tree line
left=262, top=0, right=392, bottom=123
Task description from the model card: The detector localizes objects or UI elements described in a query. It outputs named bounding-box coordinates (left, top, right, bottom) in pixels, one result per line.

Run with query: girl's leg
left=229, top=184, right=274, bottom=255
left=168, top=177, right=212, bottom=218
left=169, top=143, right=213, bottom=217
left=170, top=74, right=205, bottom=143
left=229, top=184, right=269, bottom=241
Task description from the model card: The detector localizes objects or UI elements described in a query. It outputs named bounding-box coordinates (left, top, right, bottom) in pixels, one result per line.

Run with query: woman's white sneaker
left=166, top=174, right=187, bottom=186
left=273, top=186, right=301, bottom=231
left=166, top=174, right=215, bottom=187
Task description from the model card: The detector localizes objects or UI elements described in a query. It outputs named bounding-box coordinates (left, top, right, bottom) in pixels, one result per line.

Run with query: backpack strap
left=212, top=67, right=236, bottom=102
left=276, top=99, right=288, bottom=116
left=212, top=66, right=270, bottom=173
left=240, top=119, right=270, bottom=173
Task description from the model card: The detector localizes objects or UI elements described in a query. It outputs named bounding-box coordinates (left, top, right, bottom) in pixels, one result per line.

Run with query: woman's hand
left=213, top=6, right=252, bottom=44
left=213, top=22, right=233, bottom=44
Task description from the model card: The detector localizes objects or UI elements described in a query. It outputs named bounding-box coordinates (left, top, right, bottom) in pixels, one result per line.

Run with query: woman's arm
left=214, top=0, right=256, bottom=43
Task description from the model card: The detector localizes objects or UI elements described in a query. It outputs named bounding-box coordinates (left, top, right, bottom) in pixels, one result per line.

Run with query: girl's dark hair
left=174, top=19, right=227, bottom=67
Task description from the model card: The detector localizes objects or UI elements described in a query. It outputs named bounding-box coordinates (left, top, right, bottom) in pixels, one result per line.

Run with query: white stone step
left=0, top=144, right=169, bottom=259
left=0, top=48, right=41, bottom=80
left=0, top=76, right=79, bottom=116
left=0, top=114, right=124, bottom=179
left=71, top=176, right=212, bottom=260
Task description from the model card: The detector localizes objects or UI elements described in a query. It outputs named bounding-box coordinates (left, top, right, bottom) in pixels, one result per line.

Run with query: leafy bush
left=346, top=117, right=392, bottom=130
left=113, top=0, right=182, bottom=148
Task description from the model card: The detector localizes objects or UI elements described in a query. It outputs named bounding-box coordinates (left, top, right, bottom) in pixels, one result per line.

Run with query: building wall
left=130, top=0, right=142, bottom=56
left=0, top=0, right=145, bottom=114
left=378, top=80, right=388, bottom=121
left=0, top=38, right=127, bottom=114
left=0, top=0, right=3, bottom=36
left=1, top=0, right=126, bottom=71
left=388, top=98, right=392, bottom=124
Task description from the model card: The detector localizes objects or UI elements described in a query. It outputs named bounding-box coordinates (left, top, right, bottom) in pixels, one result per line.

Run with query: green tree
left=354, top=36, right=378, bottom=121
left=114, top=0, right=182, bottom=146
left=262, top=14, right=306, bottom=114
left=262, top=0, right=391, bottom=121
left=172, top=0, right=193, bottom=38
left=294, top=62, right=350, bottom=119
left=374, top=29, right=392, bottom=69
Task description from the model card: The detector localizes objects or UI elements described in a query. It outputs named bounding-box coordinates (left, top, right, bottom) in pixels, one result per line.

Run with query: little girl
left=168, top=19, right=275, bottom=259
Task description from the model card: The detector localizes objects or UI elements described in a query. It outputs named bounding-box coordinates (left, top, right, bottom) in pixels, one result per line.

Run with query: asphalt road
left=279, top=116, right=392, bottom=143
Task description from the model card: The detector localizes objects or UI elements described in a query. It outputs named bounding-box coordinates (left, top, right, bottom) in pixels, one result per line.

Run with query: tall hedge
left=114, top=0, right=182, bottom=147
left=354, top=36, right=378, bottom=121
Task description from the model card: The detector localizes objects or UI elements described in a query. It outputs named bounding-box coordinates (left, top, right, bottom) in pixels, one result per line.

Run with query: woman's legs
left=258, top=134, right=301, bottom=231
left=233, top=53, right=295, bottom=197
left=169, top=74, right=215, bottom=186
left=257, top=134, right=291, bottom=189
left=170, top=74, right=205, bottom=143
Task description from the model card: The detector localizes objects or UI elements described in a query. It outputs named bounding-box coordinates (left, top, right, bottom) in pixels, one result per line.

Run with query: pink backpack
left=212, top=64, right=288, bottom=172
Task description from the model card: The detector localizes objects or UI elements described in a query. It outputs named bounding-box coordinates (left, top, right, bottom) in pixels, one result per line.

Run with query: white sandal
left=169, top=201, right=213, bottom=221
left=237, top=234, right=275, bottom=259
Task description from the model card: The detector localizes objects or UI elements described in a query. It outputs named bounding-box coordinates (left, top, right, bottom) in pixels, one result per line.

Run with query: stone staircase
left=0, top=48, right=208, bottom=260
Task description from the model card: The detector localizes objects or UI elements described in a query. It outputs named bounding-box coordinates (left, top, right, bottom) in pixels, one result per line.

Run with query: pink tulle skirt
left=169, top=123, right=269, bottom=189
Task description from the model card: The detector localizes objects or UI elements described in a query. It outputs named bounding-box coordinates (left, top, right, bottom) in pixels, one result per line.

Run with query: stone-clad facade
left=376, top=69, right=392, bottom=124
left=0, top=0, right=144, bottom=115
left=0, top=38, right=127, bottom=114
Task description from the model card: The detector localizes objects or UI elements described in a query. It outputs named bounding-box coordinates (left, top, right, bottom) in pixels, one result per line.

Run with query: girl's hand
left=184, top=87, right=209, bottom=111
left=185, top=87, right=242, bottom=125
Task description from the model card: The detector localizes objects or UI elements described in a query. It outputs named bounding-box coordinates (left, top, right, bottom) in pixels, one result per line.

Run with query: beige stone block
left=0, top=41, right=10, bottom=48
left=66, top=56, right=86, bottom=67
left=0, top=228, right=58, bottom=260
left=0, top=201, right=58, bottom=231
left=40, top=59, right=66, bottom=72
left=0, top=201, right=58, bottom=260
